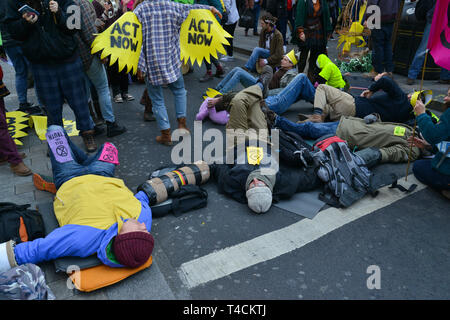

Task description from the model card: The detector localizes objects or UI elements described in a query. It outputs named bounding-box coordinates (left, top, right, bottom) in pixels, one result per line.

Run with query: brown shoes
left=156, top=129, right=172, bottom=146
left=297, top=113, right=324, bottom=123
left=177, top=117, right=190, bottom=134
left=81, top=130, right=97, bottom=153
left=10, top=161, right=32, bottom=176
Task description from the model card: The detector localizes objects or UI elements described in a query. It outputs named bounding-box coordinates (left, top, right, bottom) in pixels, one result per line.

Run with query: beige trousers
left=314, top=84, right=356, bottom=121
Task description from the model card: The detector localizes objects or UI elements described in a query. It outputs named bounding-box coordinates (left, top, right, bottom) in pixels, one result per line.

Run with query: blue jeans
left=145, top=75, right=187, bottom=130
left=245, top=47, right=270, bottom=72
left=47, top=125, right=115, bottom=189
left=85, top=56, right=115, bottom=123
left=4, top=46, right=30, bottom=105
left=413, top=159, right=450, bottom=191
left=216, top=67, right=257, bottom=93
left=275, top=116, right=339, bottom=140
left=407, top=22, right=450, bottom=80
left=253, top=3, right=261, bottom=32
left=371, top=23, right=394, bottom=73
left=265, top=74, right=315, bottom=114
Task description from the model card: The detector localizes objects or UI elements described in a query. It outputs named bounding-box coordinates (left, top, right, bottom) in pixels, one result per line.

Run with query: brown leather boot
left=10, top=161, right=32, bottom=176
left=177, top=117, right=190, bottom=134
left=156, top=129, right=172, bottom=146
left=81, top=130, right=97, bottom=153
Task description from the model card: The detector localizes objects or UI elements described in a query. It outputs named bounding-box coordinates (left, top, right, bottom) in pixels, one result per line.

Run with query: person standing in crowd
left=0, top=1, right=41, bottom=113
left=244, top=0, right=262, bottom=36
left=363, top=0, right=400, bottom=78
left=410, top=88, right=450, bottom=200
left=73, top=0, right=127, bottom=138
left=294, top=0, right=332, bottom=78
left=220, top=0, right=240, bottom=62
left=406, top=0, right=450, bottom=85
left=134, top=0, right=222, bottom=145
left=267, top=0, right=288, bottom=51
left=0, top=65, right=32, bottom=176
left=5, top=0, right=98, bottom=152
left=327, top=0, right=340, bottom=39
left=92, top=0, right=135, bottom=103
left=243, top=13, right=284, bottom=72
left=197, top=0, right=226, bottom=82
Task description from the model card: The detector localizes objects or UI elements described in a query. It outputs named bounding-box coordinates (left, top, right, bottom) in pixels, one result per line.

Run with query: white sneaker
left=114, top=94, right=123, bottom=103
left=122, top=93, right=135, bottom=101
left=220, top=55, right=235, bottom=62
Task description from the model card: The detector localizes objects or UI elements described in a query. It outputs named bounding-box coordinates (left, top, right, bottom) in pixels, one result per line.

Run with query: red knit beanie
left=113, top=232, right=154, bottom=268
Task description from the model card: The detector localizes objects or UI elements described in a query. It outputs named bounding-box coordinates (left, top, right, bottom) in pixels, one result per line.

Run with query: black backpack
left=278, top=130, right=315, bottom=169
left=0, top=202, right=45, bottom=243
left=150, top=185, right=208, bottom=218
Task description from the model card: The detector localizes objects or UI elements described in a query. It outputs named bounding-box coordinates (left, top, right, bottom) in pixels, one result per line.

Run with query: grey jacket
left=268, top=68, right=298, bottom=96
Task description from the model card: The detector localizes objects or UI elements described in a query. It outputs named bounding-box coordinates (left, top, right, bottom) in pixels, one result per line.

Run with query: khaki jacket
left=226, top=85, right=267, bottom=132
left=336, top=116, right=421, bottom=163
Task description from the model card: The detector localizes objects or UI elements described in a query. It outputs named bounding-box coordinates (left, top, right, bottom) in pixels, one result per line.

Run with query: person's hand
left=374, top=72, right=387, bottom=82
left=363, top=20, right=368, bottom=28
left=22, top=13, right=38, bottom=24
left=407, top=136, right=430, bottom=150
left=137, top=69, right=145, bottom=82
left=414, top=99, right=426, bottom=116
left=49, top=1, right=59, bottom=13
left=101, top=57, right=109, bottom=64
left=360, top=89, right=373, bottom=98
left=210, top=6, right=222, bottom=20
left=207, top=97, right=220, bottom=108
left=258, top=58, right=267, bottom=68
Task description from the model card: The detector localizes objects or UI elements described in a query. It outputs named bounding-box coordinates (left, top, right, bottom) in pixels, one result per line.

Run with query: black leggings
left=107, top=61, right=129, bottom=96
left=223, top=22, right=237, bottom=56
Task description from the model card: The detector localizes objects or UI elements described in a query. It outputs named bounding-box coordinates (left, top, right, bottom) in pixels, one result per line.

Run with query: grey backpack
left=313, top=135, right=376, bottom=208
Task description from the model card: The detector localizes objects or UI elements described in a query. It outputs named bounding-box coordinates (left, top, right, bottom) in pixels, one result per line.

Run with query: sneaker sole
left=33, top=173, right=57, bottom=194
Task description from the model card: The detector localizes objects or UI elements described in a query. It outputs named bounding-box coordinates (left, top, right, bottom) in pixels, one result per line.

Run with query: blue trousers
left=47, top=125, right=115, bottom=189
left=371, top=23, right=394, bottom=73
left=4, top=46, right=29, bottom=105
left=145, top=75, right=187, bottom=131
left=413, top=159, right=450, bottom=191
left=408, top=22, right=450, bottom=80
left=275, top=115, right=339, bottom=140
left=265, top=74, right=315, bottom=114
left=245, top=47, right=270, bottom=72
left=31, top=57, right=93, bottom=133
left=216, top=67, right=257, bottom=93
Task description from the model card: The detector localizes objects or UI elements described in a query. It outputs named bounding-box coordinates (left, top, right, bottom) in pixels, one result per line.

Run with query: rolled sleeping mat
left=137, top=162, right=210, bottom=206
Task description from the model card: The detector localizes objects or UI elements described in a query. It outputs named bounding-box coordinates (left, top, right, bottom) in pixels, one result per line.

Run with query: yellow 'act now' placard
left=180, top=10, right=232, bottom=66
left=91, top=12, right=142, bottom=74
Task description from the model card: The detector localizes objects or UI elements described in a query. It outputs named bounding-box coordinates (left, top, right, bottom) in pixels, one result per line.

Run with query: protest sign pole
left=405, top=49, right=429, bottom=181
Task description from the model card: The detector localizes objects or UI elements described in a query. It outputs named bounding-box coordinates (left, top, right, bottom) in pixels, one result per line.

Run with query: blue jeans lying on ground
left=145, top=75, right=187, bottom=131
left=47, top=125, right=116, bottom=189
left=245, top=48, right=271, bottom=72
left=215, top=67, right=258, bottom=93
left=275, top=115, right=339, bottom=140
left=265, top=74, right=316, bottom=114
left=413, top=159, right=450, bottom=191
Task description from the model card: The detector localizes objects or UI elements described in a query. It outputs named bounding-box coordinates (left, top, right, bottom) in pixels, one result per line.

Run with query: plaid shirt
left=73, top=0, right=98, bottom=71
left=134, top=0, right=209, bottom=85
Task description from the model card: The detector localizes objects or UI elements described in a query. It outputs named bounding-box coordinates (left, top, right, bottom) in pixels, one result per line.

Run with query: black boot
left=106, top=121, right=127, bottom=138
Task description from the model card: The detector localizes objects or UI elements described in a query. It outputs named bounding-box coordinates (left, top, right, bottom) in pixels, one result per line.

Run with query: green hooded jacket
left=316, top=54, right=346, bottom=89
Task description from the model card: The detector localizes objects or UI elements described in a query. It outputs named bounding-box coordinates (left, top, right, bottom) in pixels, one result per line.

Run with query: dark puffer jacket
left=4, top=0, right=79, bottom=64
